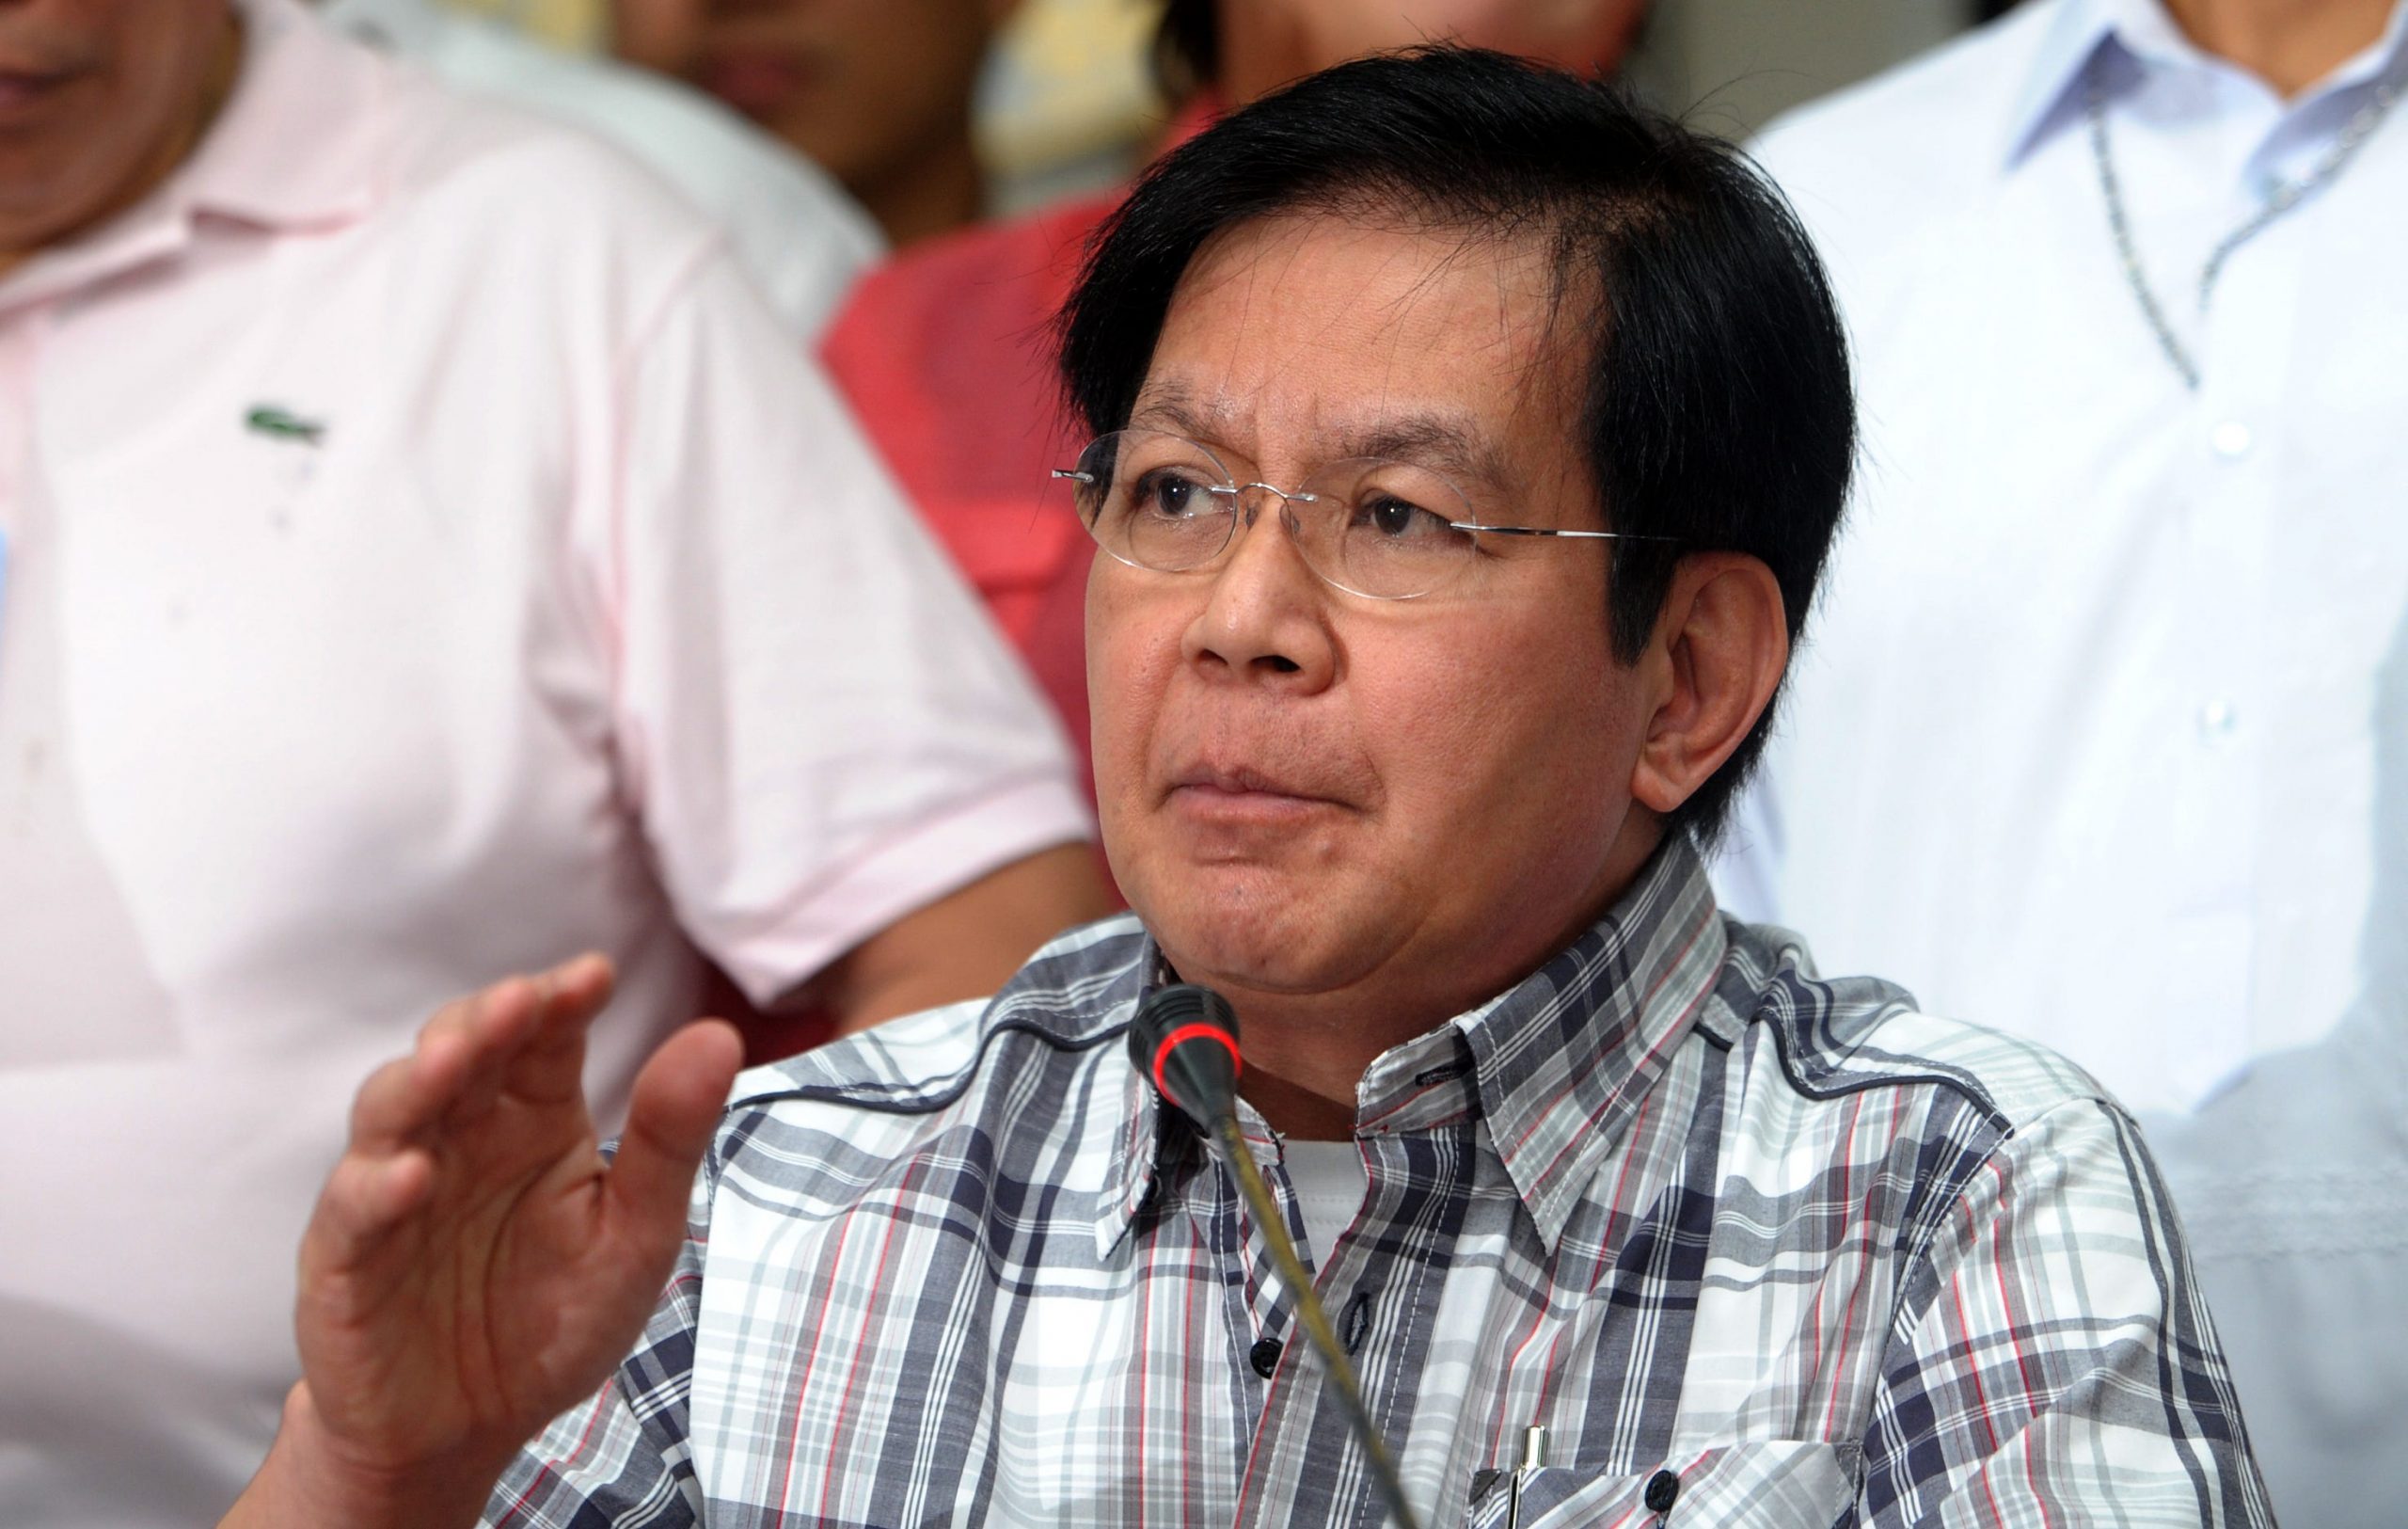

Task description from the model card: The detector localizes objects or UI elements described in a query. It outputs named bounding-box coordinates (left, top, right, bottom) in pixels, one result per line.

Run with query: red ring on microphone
left=1149, top=1022, right=1242, bottom=1111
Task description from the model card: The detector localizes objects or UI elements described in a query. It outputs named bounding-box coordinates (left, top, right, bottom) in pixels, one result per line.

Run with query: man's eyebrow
left=1126, top=390, right=1517, bottom=498
left=1127, top=389, right=1212, bottom=439
left=1336, top=417, right=1516, bottom=498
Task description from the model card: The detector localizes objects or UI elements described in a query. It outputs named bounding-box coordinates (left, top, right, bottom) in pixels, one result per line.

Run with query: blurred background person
left=1723, top=0, right=2408, bottom=1521
left=818, top=0, right=1652, bottom=822
left=0, top=1, right=1104, bottom=1522
left=613, top=0, right=1025, bottom=248
left=1164, top=0, right=1646, bottom=102
left=320, top=0, right=883, bottom=337
left=467, top=0, right=1999, bottom=204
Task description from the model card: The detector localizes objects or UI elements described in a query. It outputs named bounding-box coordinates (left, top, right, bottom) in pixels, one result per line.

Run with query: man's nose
left=1180, top=489, right=1338, bottom=687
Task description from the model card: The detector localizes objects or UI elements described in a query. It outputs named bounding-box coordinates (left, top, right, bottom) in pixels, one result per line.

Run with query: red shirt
left=821, top=105, right=1220, bottom=819
left=821, top=193, right=1112, bottom=807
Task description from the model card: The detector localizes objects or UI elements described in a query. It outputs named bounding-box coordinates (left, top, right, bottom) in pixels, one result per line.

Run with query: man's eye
left=1136, top=470, right=1211, bottom=518
left=1359, top=495, right=1445, bottom=538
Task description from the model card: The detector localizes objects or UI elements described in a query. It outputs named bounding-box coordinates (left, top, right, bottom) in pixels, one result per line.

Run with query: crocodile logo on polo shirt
left=245, top=406, right=326, bottom=446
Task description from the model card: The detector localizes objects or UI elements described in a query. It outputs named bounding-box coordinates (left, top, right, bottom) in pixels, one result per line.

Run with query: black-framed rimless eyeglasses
left=1051, top=429, right=1679, bottom=602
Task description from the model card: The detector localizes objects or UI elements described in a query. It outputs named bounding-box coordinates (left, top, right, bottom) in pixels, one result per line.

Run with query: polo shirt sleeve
left=1857, top=1096, right=2275, bottom=1525
left=595, top=240, right=1092, bottom=1005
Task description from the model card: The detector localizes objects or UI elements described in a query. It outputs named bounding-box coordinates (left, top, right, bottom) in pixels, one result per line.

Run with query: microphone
left=1128, top=986, right=1427, bottom=1529
left=1130, top=982, right=1243, bottom=1131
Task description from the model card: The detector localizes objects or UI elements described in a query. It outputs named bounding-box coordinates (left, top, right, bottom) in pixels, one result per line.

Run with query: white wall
left=1629, top=0, right=1976, bottom=138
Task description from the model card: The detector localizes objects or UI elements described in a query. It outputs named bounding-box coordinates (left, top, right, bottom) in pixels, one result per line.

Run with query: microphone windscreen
left=1129, top=984, right=1243, bottom=1131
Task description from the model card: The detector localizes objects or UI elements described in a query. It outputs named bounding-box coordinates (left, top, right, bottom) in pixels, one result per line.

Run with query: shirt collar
left=1443, top=836, right=1727, bottom=1253
left=179, top=0, right=390, bottom=231
left=1095, top=836, right=1728, bottom=1258
left=1096, top=948, right=1181, bottom=1257
left=0, top=0, right=385, bottom=310
left=2002, top=0, right=2408, bottom=167
left=2000, top=0, right=2135, bottom=167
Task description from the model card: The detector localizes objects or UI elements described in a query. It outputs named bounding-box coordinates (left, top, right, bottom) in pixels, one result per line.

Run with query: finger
left=298, top=1146, right=434, bottom=1289
left=378, top=978, right=526, bottom=1142
left=487, top=954, right=617, bottom=1110
left=541, top=951, right=615, bottom=1016
left=341, top=980, right=514, bottom=1154
left=342, top=977, right=522, bottom=1151
left=421, top=956, right=610, bottom=1130
left=604, top=1021, right=744, bottom=1242
left=347, top=1053, right=431, bottom=1155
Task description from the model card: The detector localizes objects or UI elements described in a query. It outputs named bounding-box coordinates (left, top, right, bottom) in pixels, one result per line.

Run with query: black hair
left=1058, top=45, right=1854, bottom=848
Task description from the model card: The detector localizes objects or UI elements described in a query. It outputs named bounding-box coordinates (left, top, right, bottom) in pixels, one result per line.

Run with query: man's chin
left=1133, top=875, right=1378, bottom=1003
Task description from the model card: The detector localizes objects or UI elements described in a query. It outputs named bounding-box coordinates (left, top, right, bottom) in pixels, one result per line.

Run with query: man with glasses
left=218, top=49, right=2269, bottom=1527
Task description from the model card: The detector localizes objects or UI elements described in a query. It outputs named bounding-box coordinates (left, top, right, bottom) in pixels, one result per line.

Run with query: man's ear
left=1629, top=553, right=1788, bottom=818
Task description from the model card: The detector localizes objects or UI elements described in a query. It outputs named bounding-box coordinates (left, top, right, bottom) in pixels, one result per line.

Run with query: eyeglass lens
left=1066, top=430, right=1482, bottom=600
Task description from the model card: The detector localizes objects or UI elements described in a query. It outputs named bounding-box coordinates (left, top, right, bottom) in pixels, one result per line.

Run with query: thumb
left=605, top=1021, right=745, bottom=1239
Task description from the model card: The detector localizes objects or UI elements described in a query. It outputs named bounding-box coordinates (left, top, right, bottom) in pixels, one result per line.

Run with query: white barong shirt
left=1729, top=0, right=2408, bottom=1518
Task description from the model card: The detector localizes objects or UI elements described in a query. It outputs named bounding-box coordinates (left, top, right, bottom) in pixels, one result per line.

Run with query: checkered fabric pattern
left=485, top=838, right=2272, bottom=1527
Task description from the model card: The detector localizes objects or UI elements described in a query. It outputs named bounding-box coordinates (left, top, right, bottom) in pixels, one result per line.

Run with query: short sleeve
left=597, top=245, right=1092, bottom=1005
left=1859, top=1097, right=2275, bottom=1525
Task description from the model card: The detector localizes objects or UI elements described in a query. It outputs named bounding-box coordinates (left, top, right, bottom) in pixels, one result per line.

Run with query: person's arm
left=601, top=244, right=1101, bottom=1041
left=1856, top=1097, right=2275, bottom=1525
left=219, top=960, right=741, bottom=1529
left=804, top=841, right=1114, bottom=1031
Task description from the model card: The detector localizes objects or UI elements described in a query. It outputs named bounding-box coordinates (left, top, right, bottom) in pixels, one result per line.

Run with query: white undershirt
left=1281, top=1139, right=1370, bottom=1264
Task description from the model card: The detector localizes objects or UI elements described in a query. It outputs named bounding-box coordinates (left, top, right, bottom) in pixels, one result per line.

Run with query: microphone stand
left=1134, top=983, right=1427, bottom=1529
left=1211, top=1116, right=1425, bottom=1529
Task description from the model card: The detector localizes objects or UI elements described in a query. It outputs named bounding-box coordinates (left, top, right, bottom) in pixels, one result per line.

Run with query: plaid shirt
left=486, top=840, right=2270, bottom=1527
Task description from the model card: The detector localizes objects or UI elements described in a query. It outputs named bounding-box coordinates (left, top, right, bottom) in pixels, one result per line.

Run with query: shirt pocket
left=1464, top=1440, right=1857, bottom=1528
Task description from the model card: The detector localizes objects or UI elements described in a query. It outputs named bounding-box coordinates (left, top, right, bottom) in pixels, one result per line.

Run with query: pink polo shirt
left=0, top=5, right=1085, bottom=1522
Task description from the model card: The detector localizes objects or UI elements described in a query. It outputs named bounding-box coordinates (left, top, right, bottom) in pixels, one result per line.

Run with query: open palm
left=286, top=957, right=741, bottom=1505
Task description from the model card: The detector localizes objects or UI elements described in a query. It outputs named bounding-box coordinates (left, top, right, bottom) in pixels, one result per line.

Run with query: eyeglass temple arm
left=1448, top=523, right=1683, bottom=542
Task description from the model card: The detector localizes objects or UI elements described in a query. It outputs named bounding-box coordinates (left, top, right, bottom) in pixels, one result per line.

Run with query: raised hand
left=223, top=957, right=743, bottom=1529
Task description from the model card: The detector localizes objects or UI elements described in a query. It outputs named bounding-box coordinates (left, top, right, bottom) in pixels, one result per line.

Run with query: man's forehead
left=1132, top=213, right=1585, bottom=471
left=1126, top=380, right=1520, bottom=493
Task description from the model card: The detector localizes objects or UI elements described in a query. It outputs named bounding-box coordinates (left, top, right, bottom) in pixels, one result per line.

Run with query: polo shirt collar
left=1096, top=836, right=1728, bottom=1259
left=2002, top=0, right=2408, bottom=167
left=181, top=0, right=389, bottom=231
left=0, top=0, right=385, bottom=311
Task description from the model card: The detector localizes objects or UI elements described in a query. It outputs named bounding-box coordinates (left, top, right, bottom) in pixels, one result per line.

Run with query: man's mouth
left=693, top=49, right=814, bottom=118
left=1171, top=763, right=1314, bottom=796
left=0, top=68, right=75, bottom=116
left=1164, top=762, right=1347, bottom=828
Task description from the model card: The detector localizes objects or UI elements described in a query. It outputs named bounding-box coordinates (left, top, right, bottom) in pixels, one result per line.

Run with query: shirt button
left=2210, top=420, right=2254, bottom=458
left=1644, top=1468, right=1681, bottom=1513
left=1248, top=1336, right=1283, bottom=1378
left=2197, top=699, right=2238, bottom=740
